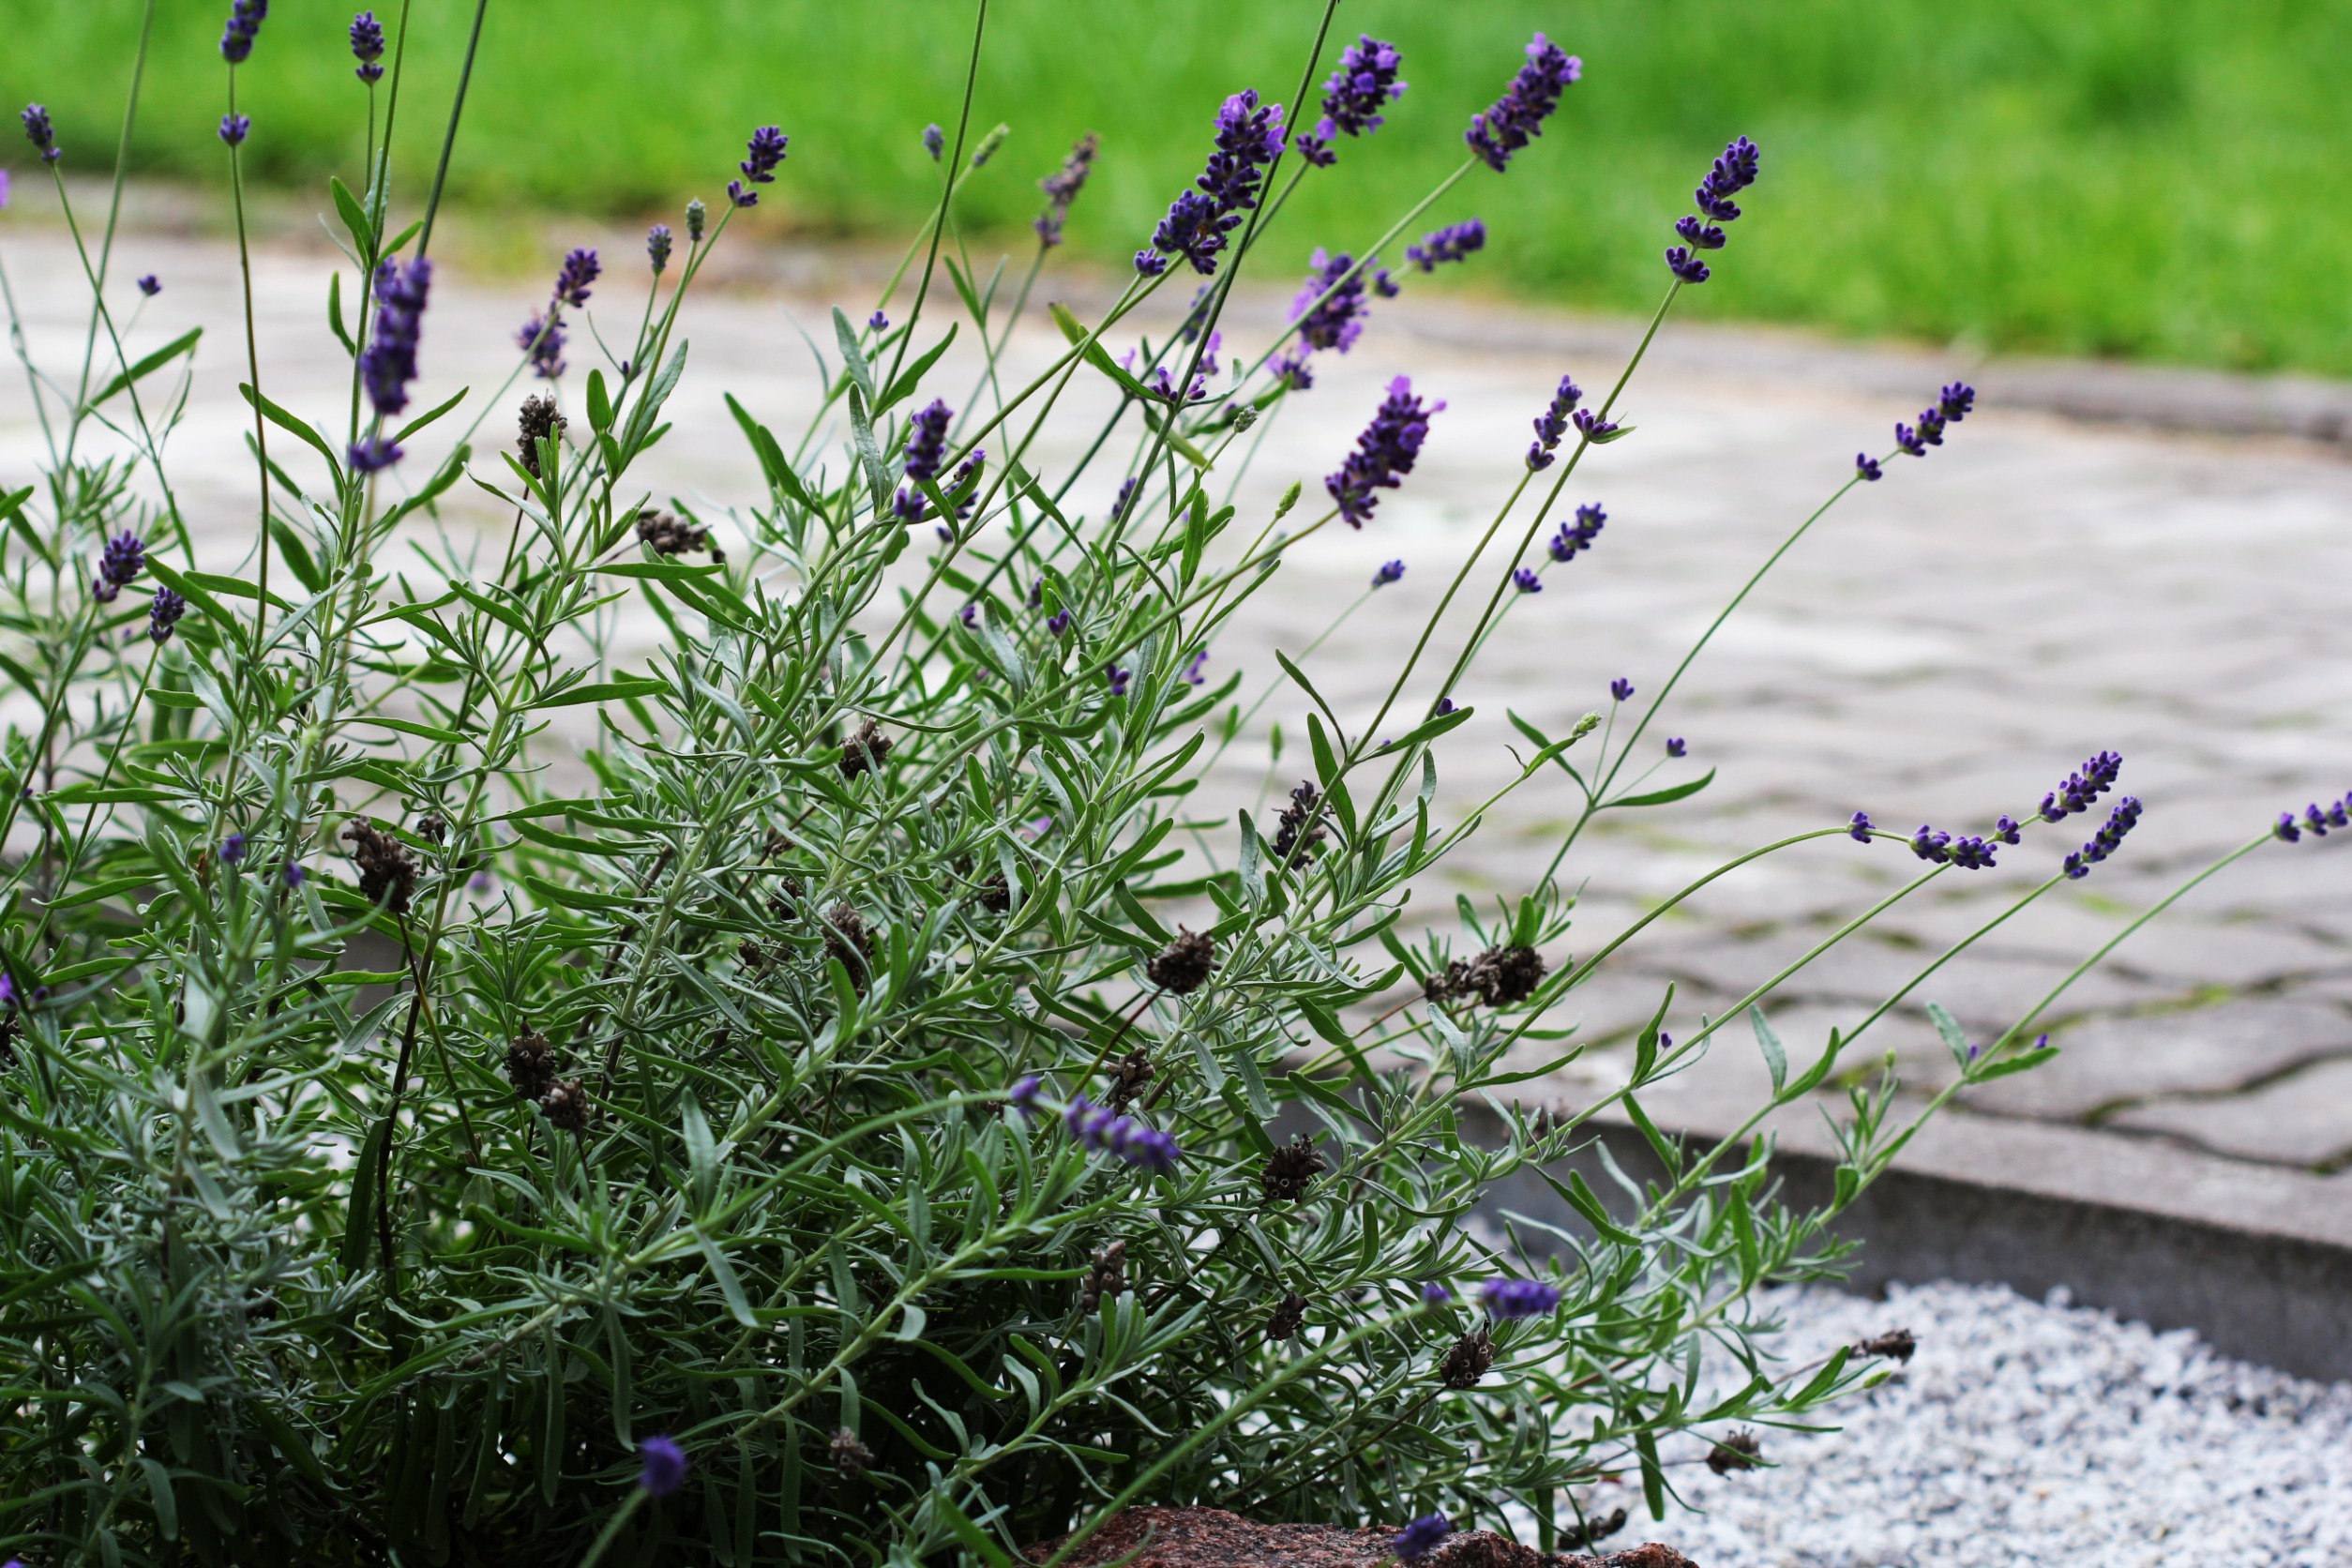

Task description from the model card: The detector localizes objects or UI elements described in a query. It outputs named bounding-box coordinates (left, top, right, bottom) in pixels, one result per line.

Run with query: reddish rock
left=1021, top=1506, right=1697, bottom=1568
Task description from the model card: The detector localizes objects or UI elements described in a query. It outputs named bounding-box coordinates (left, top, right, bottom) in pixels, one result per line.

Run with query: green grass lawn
left=7, top=0, right=2351, bottom=375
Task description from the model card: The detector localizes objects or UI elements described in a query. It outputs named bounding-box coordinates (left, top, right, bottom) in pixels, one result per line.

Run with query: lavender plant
left=0, top=6, right=2328, bottom=1567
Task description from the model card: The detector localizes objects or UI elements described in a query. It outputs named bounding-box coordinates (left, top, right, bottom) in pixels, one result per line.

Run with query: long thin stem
left=416, top=0, right=492, bottom=261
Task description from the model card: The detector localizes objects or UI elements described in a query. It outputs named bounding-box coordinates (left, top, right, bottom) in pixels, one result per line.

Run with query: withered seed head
left=505, top=1031, right=557, bottom=1100
left=1439, top=1326, right=1496, bottom=1389
left=829, top=1426, right=875, bottom=1479
left=1259, top=1135, right=1327, bottom=1203
left=1856, top=1327, right=1917, bottom=1364
left=1559, top=1506, right=1628, bottom=1550
left=1078, top=1240, right=1127, bottom=1314
left=341, top=818, right=418, bottom=915
left=414, top=814, right=446, bottom=844
left=839, top=718, right=893, bottom=779
left=1104, top=1047, right=1154, bottom=1111
left=1706, top=1427, right=1763, bottom=1475
left=539, top=1078, right=591, bottom=1133
left=635, top=506, right=712, bottom=556
left=822, top=903, right=878, bottom=992
left=977, top=870, right=1011, bottom=912
left=1266, top=1291, right=1306, bottom=1342
left=1145, top=927, right=1217, bottom=994
left=517, top=394, right=565, bottom=476
left=1270, top=780, right=1327, bottom=868
left=1427, top=944, right=1547, bottom=1008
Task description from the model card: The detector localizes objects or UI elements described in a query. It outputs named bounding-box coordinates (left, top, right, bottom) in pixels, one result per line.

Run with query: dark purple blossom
left=1694, top=134, right=1760, bottom=221
left=1027, top=577, right=1045, bottom=609
left=282, top=861, right=305, bottom=889
left=1319, top=35, right=1407, bottom=138
left=1373, top=559, right=1406, bottom=588
left=646, top=224, right=672, bottom=274
left=147, top=586, right=186, bottom=643
left=739, top=125, right=789, bottom=187
left=1272, top=346, right=1315, bottom=390
left=2039, top=750, right=2123, bottom=822
left=1910, top=824, right=1952, bottom=864
left=923, top=124, right=944, bottom=161
left=359, top=256, right=431, bottom=416
left=867, top=309, right=888, bottom=334
left=1939, top=382, right=1976, bottom=421
left=1465, top=33, right=1580, bottom=173
left=637, top=1436, right=687, bottom=1499
left=94, top=530, right=145, bottom=602
left=1394, top=1515, right=1453, bottom=1564
left=516, top=310, right=565, bottom=380
left=1435, top=697, right=1456, bottom=716
left=219, top=113, right=250, bottom=147
left=1291, top=249, right=1389, bottom=354
left=1047, top=609, right=1073, bottom=637
left=349, top=434, right=402, bottom=473
left=1104, top=664, right=1131, bottom=699
left=1850, top=811, right=1875, bottom=841
left=1995, top=815, right=2023, bottom=845
left=1894, top=421, right=1926, bottom=458
left=1063, top=1093, right=1179, bottom=1171
left=1857, top=453, right=1883, bottom=482
left=1182, top=648, right=1210, bottom=686
left=1294, top=121, right=1336, bottom=167
left=1109, top=475, right=1138, bottom=520
left=1891, top=381, right=1975, bottom=462
left=1406, top=219, right=1485, bottom=272
left=350, top=11, right=385, bottom=82
left=1325, top=376, right=1442, bottom=528
left=551, top=247, right=599, bottom=308
left=1420, top=1282, right=1452, bottom=1304
left=1674, top=215, right=1726, bottom=251
left=2281, top=798, right=2351, bottom=842
left=727, top=178, right=755, bottom=209
left=1527, top=375, right=1581, bottom=470
left=1512, top=566, right=1542, bottom=594
left=1945, top=835, right=1998, bottom=869
left=1665, top=245, right=1710, bottom=284
left=220, top=833, right=247, bottom=865
left=2063, top=796, right=2143, bottom=879
left=1008, top=1074, right=1042, bottom=1118
left=220, top=0, right=268, bottom=64
left=1034, top=131, right=1099, bottom=248
left=137, top=274, right=160, bottom=297
left=1133, top=248, right=1170, bottom=279
left=22, top=104, right=59, bottom=163
left=1143, top=90, right=1285, bottom=275
left=1667, top=737, right=1688, bottom=758
left=1548, top=502, right=1605, bottom=562
left=1571, top=407, right=1621, bottom=441
left=1609, top=677, right=1634, bottom=701
left=1480, top=1276, right=1561, bottom=1319
left=902, top=399, right=952, bottom=482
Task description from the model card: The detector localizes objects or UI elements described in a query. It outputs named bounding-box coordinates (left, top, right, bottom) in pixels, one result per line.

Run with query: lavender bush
left=0, top=6, right=2334, bottom=1567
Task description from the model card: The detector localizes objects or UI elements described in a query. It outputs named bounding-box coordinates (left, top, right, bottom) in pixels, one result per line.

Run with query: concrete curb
left=1469, top=1098, right=2352, bottom=1384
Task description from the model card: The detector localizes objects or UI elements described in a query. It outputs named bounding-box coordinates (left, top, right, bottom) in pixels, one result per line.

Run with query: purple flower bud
left=349, top=434, right=403, bottom=473
left=1994, top=815, right=2022, bottom=845
left=1910, top=824, right=1951, bottom=863
left=94, top=530, right=145, bottom=601
left=1465, top=33, right=1579, bottom=173
left=867, top=309, right=888, bottom=333
left=1547, top=502, right=1605, bottom=562
left=551, top=247, right=599, bottom=308
left=2039, top=751, right=2123, bottom=822
left=1142, top=90, right=1285, bottom=276
left=1293, top=117, right=1336, bottom=168
left=1666, top=737, right=1687, bottom=758
left=219, top=0, right=268, bottom=65
left=219, top=113, right=251, bottom=147
left=1674, top=215, right=1726, bottom=250
left=1894, top=421, right=1926, bottom=458
left=1420, top=1281, right=1451, bottom=1304
left=22, top=104, right=60, bottom=163
left=1435, top=696, right=1456, bottom=716
left=922, top=123, right=944, bottom=161
left=1856, top=453, right=1883, bottom=482
left=1406, top=219, right=1485, bottom=272
left=516, top=309, right=565, bottom=380
left=2276, top=812, right=2303, bottom=843
left=1181, top=648, right=1209, bottom=686
left=637, top=1435, right=687, bottom=1499
left=1938, top=382, right=1976, bottom=422
left=1318, top=35, right=1407, bottom=141
left=1849, top=811, right=1874, bottom=841
left=1008, top=1074, right=1042, bottom=1118
left=1326, top=376, right=1442, bottom=528
left=957, top=603, right=977, bottom=627
left=137, top=274, right=160, bottom=297
left=281, top=861, right=306, bottom=889
left=1479, top=1276, right=1561, bottom=1319
left=1394, top=1515, right=1453, bottom=1564
left=219, top=833, right=247, bottom=865
left=147, top=585, right=187, bottom=642
left=1571, top=407, right=1620, bottom=441
left=1945, top=835, right=1998, bottom=869
left=1105, top=665, right=1131, bottom=698
left=739, top=125, right=789, bottom=186
left=1034, top=132, right=1100, bottom=248
left=1527, top=375, right=1582, bottom=470
left=1512, top=566, right=1542, bottom=594
left=1609, top=677, right=1634, bottom=701
left=647, top=224, right=672, bottom=274
left=1133, top=248, right=1170, bottom=278
left=350, top=10, right=385, bottom=81
left=1048, top=609, right=1072, bottom=637
left=1373, top=559, right=1406, bottom=588
left=1665, top=245, right=1711, bottom=284
left=727, top=178, right=756, bottom=209
left=1291, top=249, right=1389, bottom=354
left=359, top=257, right=431, bottom=416
left=2065, top=796, right=2144, bottom=879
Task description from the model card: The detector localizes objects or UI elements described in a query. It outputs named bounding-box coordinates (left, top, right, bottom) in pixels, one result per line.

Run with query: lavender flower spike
left=350, top=11, right=385, bottom=83
left=637, top=1435, right=687, bottom=1499
left=1850, top=811, right=1875, bottom=841
left=1548, top=502, right=1605, bottom=562
left=922, top=123, right=944, bottom=161
left=552, top=247, right=600, bottom=308
left=1063, top=1093, right=1179, bottom=1171
left=647, top=224, right=672, bottom=274
left=892, top=398, right=954, bottom=521
left=147, top=586, right=187, bottom=643
left=94, top=531, right=145, bottom=602
left=219, top=0, right=268, bottom=64
left=1856, top=453, right=1884, bottom=481
left=739, top=125, right=790, bottom=187
left=1144, top=90, right=1286, bottom=276
left=1609, top=677, right=1635, bottom=701
left=1527, top=375, right=1581, bottom=471
left=2040, top=750, right=2122, bottom=822
left=137, top=274, right=161, bottom=297
left=358, top=257, right=431, bottom=417
left=1512, top=566, right=1543, bottom=594
left=1394, top=1515, right=1453, bottom=1565
left=22, top=104, right=60, bottom=163
left=516, top=310, right=565, bottom=380
left=1034, top=131, right=1100, bottom=249
left=1373, top=560, right=1406, bottom=588
left=1406, top=219, right=1485, bottom=272
left=1326, top=376, right=1443, bottom=528
left=2063, top=796, right=2144, bottom=880
left=219, top=114, right=250, bottom=147
left=1465, top=33, right=1580, bottom=173
left=1291, top=249, right=1388, bottom=354
left=1479, top=1276, right=1562, bottom=1319
left=1321, top=36, right=1407, bottom=137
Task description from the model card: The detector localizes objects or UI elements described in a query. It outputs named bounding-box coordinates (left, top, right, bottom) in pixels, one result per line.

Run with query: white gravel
left=1578, top=1281, right=2352, bottom=1568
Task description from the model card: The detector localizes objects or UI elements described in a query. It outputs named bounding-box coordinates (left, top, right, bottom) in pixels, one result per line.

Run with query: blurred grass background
left=4, top=0, right=2349, bottom=374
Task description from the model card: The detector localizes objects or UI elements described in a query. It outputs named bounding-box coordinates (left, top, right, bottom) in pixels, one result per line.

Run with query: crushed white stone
left=1573, top=1280, right=2352, bottom=1568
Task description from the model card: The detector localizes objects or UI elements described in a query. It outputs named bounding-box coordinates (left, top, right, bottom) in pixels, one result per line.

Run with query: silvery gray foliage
left=0, top=6, right=2299, bottom=1568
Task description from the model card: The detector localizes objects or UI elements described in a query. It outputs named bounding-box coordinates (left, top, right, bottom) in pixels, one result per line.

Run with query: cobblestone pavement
left=3, top=218, right=2348, bottom=1191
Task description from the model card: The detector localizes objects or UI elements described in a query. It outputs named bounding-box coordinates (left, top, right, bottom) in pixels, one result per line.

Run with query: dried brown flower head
left=761, top=828, right=794, bottom=861
left=1706, top=1427, right=1762, bottom=1475
left=1105, top=1047, right=1154, bottom=1111
left=1145, top=927, right=1217, bottom=994
left=635, top=507, right=711, bottom=556
left=539, top=1078, right=591, bottom=1133
left=1426, top=944, right=1547, bottom=1007
left=1078, top=1241, right=1126, bottom=1314
left=822, top=903, right=878, bottom=992
left=977, top=870, right=1011, bottom=912
left=1856, top=1327, right=1917, bottom=1364
left=840, top=718, right=893, bottom=778
left=341, top=818, right=417, bottom=915
left=1439, top=1326, right=1495, bottom=1389
left=517, top=393, right=565, bottom=476
left=829, top=1426, right=875, bottom=1479
left=1270, top=781, right=1327, bottom=868
left=1259, top=1134, right=1326, bottom=1203
left=1560, top=1507, right=1628, bottom=1550
left=1265, top=1291, right=1307, bottom=1342
left=505, top=1031, right=557, bottom=1100
left=414, top=814, right=446, bottom=844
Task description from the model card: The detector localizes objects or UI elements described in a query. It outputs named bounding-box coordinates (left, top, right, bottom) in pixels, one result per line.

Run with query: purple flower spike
left=219, top=833, right=247, bottom=865
left=1007, top=1074, right=1042, bottom=1118
left=1373, top=560, right=1406, bottom=588
left=350, top=12, right=386, bottom=83
left=727, top=178, right=756, bottom=209
left=647, top=224, right=672, bottom=274
left=1666, top=737, right=1688, bottom=758
left=1939, top=382, right=1977, bottom=422
left=739, top=125, right=789, bottom=186
left=1995, top=815, right=2022, bottom=845
left=1034, top=132, right=1100, bottom=249
left=2039, top=751, right=2123, bottom=822
left=1512, top=566, right=1543, bottom=594
left=1435, top=696, right=1456, bottom=716
left=1547, top=502, right=1605, bottom=562
left=1134, top=248, right=1170, bottom=279
left=1063, top=1093, right=1179, bottom=1170
left=1181, top=648, right=1210, bottom=686
left=1571, top=407, right=1621, bottom=442
left=2063, top=796, right=2144, bottom=880
left=1291, top=249, right=1391, bottom=354
left=1394, top=1514, right=1453, bottom=1564
left=219, top=0, right=268, bottom=65
left=22, top=104, right=60, bottom=164
left=1406, top=219, right=1485, bottom=272
left=1420, top=1282, right=1452, bottom=1304
left=1319, top=35, right=1407, bottom=140
left=1105, top=665, right=1131, bottom=699
left=1849, top=811, right=1875, bottom=841
left=1894, top=421, right=1926, bottom=458
left=902, top=399, right=952, bottom=483
left=1326, top=376, right=1443, bottom=528
left=1945, top=835, right=1998, bottom=870
left=1143, top=90, right=1286, bottom=276
left=137, top=274, right=161, bottom=297
left=94, top=530, right=145, bottom=602
left=517, top=310, right=565, bottom=380
left=1609, top=677, right=1634, bottom=701
left=1857, top=453, right=1884, bottom=482
left=147, top=586, right=186, bottom=642
left=1694, top=134, right=1761, bottom=221
left=552, top=247, right=599, bottom=308
left=923, top=123, right=944, bottom=161
left=359, top=256, right=431, bottom=416
left=1294, top=119, right=1337, bottom=168
left=1479, top=1276, right=1562, bottom=1319
left=1674, top=215, right=1727, bottom=251
left=1047, top=609, right=1073, bottom=637
left=2276, top=812, right=2303, bottom=843
left=219, top=113, right=251, bottom=147
left=1527, top=375, right=1582, bottom=471
left=1910, top=824, right=1952, bottom=863
left=1665, top=245, right=1711, bottom=284
left=1465, top=33, right=1580, bottom=173
left=638, top=1435, right=687, bottom=1499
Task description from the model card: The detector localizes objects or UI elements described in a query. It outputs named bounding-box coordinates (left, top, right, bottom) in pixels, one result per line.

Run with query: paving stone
left=2105, top=1055, right=2352, bottom=1168
left=1962, top=999, right=2352, bottom=1121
